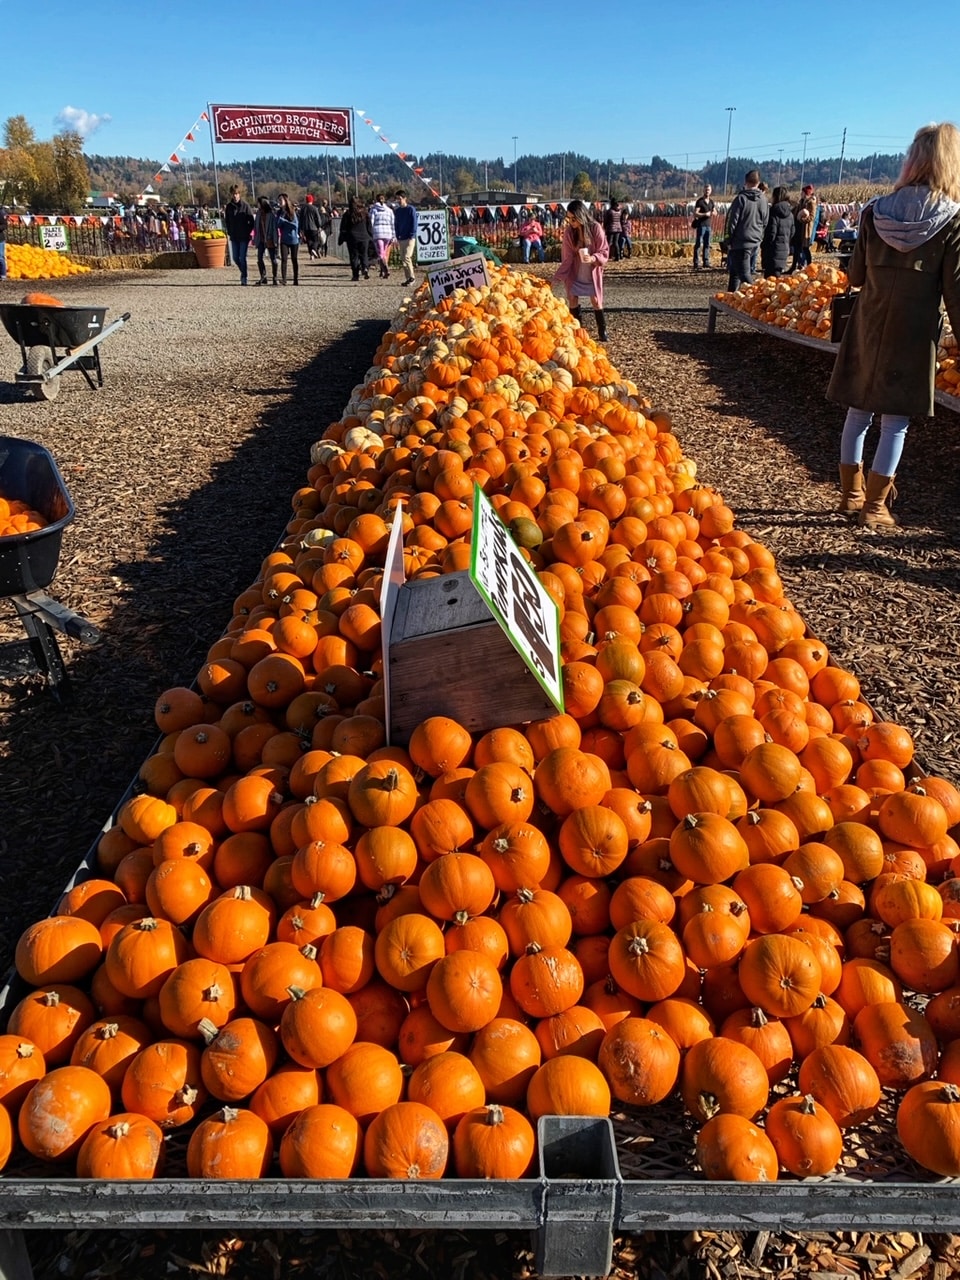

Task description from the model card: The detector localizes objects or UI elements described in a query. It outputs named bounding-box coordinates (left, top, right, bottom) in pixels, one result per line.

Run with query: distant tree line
left=3, top=129, right=906, bottom=212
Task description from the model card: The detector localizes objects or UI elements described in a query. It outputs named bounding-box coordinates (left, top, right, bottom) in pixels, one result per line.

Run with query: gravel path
left=1, top=256, right=959, bottom=1280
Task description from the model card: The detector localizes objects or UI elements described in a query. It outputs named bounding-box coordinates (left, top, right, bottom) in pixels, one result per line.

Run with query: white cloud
left=56, top=106, right=112, bottom=137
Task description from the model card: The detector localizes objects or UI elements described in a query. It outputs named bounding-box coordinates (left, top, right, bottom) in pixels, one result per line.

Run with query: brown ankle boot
left=859, top=472, right=898, bottom=528
left=838, top=462, right=865, bottom=514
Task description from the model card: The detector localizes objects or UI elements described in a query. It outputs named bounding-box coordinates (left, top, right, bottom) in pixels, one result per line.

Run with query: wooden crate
left=387, top=571, right=557, bottom=744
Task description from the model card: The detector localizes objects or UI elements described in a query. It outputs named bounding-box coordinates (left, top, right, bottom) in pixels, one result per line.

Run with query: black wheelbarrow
left=0, top=435, right=101, bottom=699
left=0, top=302, right=131, bottom=401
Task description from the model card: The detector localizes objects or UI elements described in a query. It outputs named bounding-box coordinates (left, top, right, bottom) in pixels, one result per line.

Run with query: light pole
left=800, top=131, right=811, bottom=188
left=512, top=136, right=518, bottom=193
left=722, top=107, right=736, bottom=196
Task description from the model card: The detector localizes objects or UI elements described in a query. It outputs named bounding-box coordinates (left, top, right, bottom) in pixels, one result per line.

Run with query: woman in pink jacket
left=554, top=199, right=610, bottom=341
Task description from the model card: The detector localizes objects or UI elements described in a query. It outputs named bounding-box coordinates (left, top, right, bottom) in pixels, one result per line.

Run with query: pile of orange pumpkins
left=4, top=265, right=960, bottom=1187
left=719, top=268, right=958, bottom=405
left=718, top=263, right=846, bottom=339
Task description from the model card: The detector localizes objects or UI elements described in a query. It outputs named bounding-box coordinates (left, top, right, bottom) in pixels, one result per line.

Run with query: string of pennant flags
left=354, top=108, right=444, bottom=199
left=147, top=110, right=210, bottom=191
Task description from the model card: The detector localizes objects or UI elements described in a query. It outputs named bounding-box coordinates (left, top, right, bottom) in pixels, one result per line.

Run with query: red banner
left=211, top=104, right=352, bottom=146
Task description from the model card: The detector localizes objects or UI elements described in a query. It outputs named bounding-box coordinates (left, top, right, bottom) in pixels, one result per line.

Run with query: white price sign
left=39, top=224, right=69, bottom=252
left=416, top=209, right=449, bottom=263
left=427, top=253, right=490, bottom=304
left=470, top=484, right=564, bottom=712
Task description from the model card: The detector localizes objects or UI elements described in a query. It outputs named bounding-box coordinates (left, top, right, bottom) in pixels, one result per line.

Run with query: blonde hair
left=896, top=122, right=960, bottom=202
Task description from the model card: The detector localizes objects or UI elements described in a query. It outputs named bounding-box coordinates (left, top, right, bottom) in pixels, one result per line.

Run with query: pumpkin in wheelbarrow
left=20, top=293, right=65, bottom=307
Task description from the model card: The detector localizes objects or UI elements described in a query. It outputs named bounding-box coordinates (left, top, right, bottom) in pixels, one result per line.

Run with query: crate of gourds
left=4, top=262, right=960, bottom=1210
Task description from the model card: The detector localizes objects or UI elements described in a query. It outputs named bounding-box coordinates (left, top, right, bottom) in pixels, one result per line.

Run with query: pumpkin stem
left=16, top=1043, right=35, bottom=1058
left=750, top=1007, right=769, bottom=1028
left=300, top=944, right=318, bottom=961
left=682, top=813, right=701, bottom=829
left=175, top=1085, right=199, bottom=1106
left=516, top=887, right=535, bottom=904
left=941, top=1083, right=960, bottom=1102
left=525, top=942, right=543, bottom=955
left=699, top=1092, right=720, bottom=1120
left=203, top=983, right=224, bottom=1002
left=136, top=917, right=160, bottom=932
left=106, top=1121, right=131, bottom=1139
left=800, top=1094, right=818, bottom=1115
left=375, top=768, right=402, bottom=793
left=198, top=1018, right=220, bottom=1044
left=41, top=991, right=61, bottom=1007
left=233, top=886, right=253, bottom=901
left=485, top=1104, right=505, bottom=1126
left=453, top=910, right=471, bottom=927
left=746, top=811, right=761, bottom=827
left=286, top=985, right=307, bottom=1001
left=628, top=936, right=651, bottom=957
left=219, top=1107, right=240, bottom=1123
left=97, top=1023, right=120, bottom=1040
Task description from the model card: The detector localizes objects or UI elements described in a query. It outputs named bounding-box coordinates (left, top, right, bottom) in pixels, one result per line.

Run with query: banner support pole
left=351, top=107, right=359, bottom=197
left=207, top=104, right=222, bottom=215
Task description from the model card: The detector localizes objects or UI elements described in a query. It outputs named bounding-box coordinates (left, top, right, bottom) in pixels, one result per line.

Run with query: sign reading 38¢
left=470, top=484, right=564, bottom=712
left=416, top=209, right=449, bottom=264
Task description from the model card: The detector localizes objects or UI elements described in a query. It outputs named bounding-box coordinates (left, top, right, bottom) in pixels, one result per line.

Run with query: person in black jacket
left=761, top=187, right=796, bottom=277
left=223, top=186, right=255, bottom=286
left=725, top=171, right=769, bottom=290
left=338, top=196, right=373, bottom=281
left=300, top=195, right=322, bottom=258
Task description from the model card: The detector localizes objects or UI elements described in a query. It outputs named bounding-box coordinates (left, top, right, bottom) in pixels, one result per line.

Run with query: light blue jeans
left=0, top=240, right=6, bottom=279
left=522, top=237, right=544, bottom=263
left=840, top=407, right=909, bottom=476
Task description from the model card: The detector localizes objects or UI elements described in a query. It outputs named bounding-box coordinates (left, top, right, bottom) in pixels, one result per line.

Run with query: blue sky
left=3, top=0, right=955, bottom=174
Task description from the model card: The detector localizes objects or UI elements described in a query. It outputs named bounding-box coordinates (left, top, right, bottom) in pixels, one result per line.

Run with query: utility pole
left=777, top=149, right=783, bottom=188
left=484, top=160, right=488, bottom=192
left=684, top=153, right=689, bottom=200
left=800, top=131, right=811, bottom=188
left=438, top=153, right=443, bottom=199
left=722, top=106, right=736, bottom=196
left=560, top=155, right=565, bottom=198
left=512, top=136, right=518, bottom=193
left=837, top=127, right=847, bottom=186
left=868, top=152, right=876, bottom=183
left=607, top=160, right=611, bottom=197
left=249, top=159, right=256, bottom=201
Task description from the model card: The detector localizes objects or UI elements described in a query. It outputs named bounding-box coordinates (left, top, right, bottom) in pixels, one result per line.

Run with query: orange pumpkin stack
left=3, top=264, right=960, bottom=1186
left=0, top=495, right=48, bottom=539
left=718, top=263, right=847, bottom=338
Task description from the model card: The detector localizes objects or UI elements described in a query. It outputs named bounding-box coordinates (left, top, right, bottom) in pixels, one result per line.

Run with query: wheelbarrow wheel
left=24, top=346, right=60, bottom=400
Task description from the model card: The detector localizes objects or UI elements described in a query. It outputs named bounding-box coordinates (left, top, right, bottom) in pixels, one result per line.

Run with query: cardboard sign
left=416, top=209, right=449, bottom=264
left=469, top=485, right=564, bottom=712
left=39, top=225, right=69, bottom=252
left=427, top=253, right=491, bottom=304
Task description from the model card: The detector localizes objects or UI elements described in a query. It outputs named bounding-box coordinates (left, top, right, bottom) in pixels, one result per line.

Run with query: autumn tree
left=569, top=171, right=594, bottom=200
left=0, top=117, right=89, bottom=211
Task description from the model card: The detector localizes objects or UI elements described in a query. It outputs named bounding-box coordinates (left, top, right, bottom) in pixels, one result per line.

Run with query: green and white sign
left=39, top=224, right=69, bottom=252
left=416, top=209, right=449, bottom=264
left=470, top=484, right=564, bottom=712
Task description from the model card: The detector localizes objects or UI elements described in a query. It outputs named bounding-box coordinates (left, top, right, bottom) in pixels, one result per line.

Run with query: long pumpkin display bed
left=3, top=265, right=960, bottom=1188
left=715, top=264, right=960, bottom=408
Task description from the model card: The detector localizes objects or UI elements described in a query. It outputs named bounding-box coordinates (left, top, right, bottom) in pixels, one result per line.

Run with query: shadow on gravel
left=0, top=316, right=389, bottom=963
left=650, top=325, right=960, bottom=539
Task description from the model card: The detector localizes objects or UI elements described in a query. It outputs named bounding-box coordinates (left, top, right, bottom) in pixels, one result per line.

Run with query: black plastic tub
left=0, top=435, right=75, bottom=594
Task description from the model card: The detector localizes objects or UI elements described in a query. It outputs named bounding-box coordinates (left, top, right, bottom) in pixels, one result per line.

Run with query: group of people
left=336, top=191, right=419, bottom=284
left=717, top=174, right=823, bottom=289
left=223, top=187, right=335, bottom=286
left=224, top=186, right=419, bottom=287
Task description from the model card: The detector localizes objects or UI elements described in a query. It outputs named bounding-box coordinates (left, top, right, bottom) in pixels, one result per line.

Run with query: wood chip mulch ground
left=1, top=259, right=959, bottom=1280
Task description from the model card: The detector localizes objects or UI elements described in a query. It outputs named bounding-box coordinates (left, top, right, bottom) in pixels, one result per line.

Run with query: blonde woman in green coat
left=829, top=122, right=960, bottom=527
